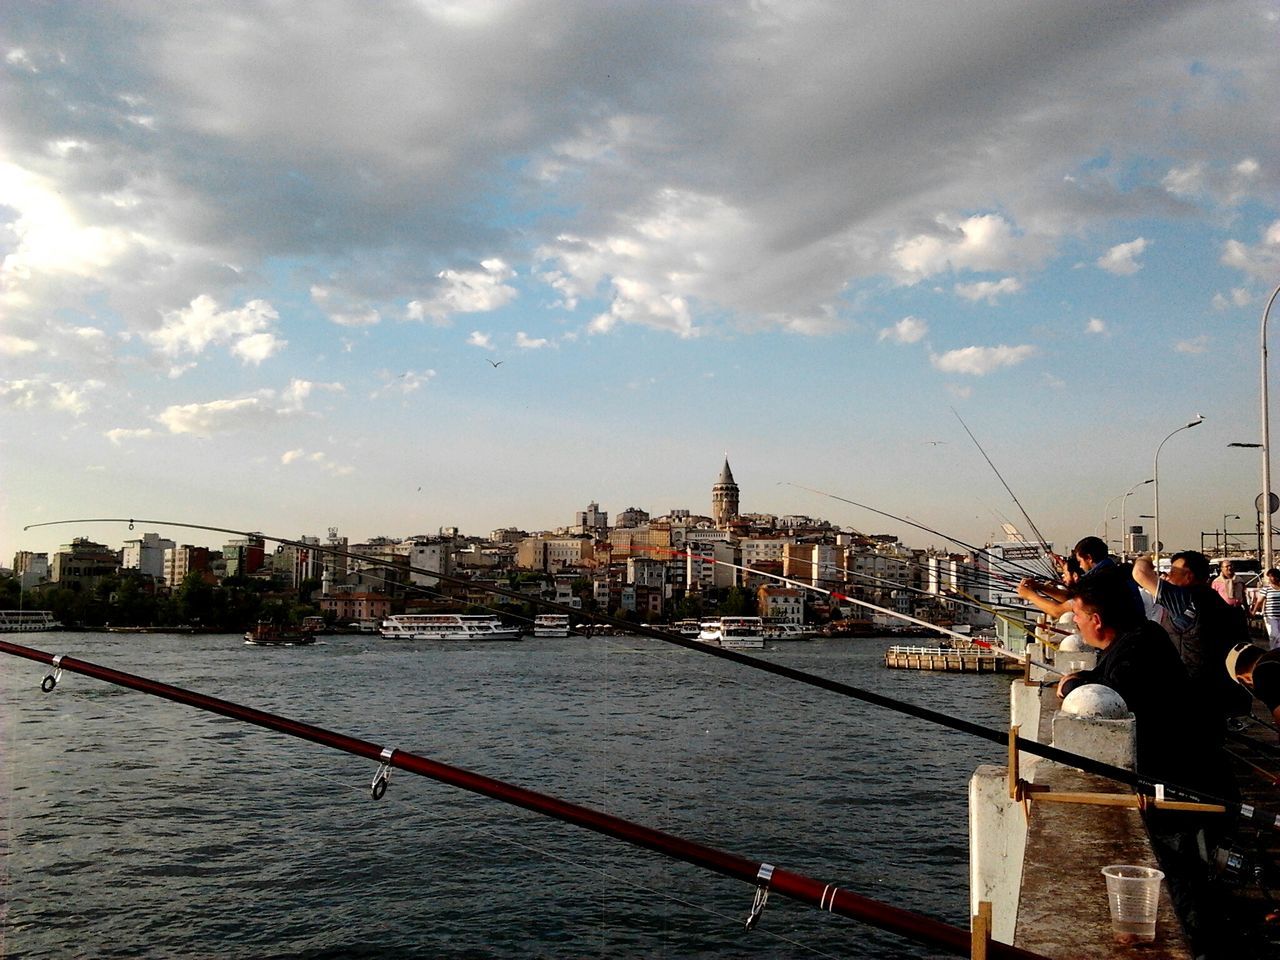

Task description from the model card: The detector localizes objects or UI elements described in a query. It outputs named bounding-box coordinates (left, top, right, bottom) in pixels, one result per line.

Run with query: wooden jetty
left=884, top=644, right=1022, bottom=673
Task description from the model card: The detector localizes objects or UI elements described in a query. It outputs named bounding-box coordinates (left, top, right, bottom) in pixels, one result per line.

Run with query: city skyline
left=3, top=4, right=1279, bottom=562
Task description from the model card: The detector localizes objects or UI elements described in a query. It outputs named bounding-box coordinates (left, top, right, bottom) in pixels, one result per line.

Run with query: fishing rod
left=22, top=518, right=1269, bottom=826
left=0, top=639, right=1048, bottom=959
left=950, top=409, right=1058, bottom=579
left=782, top=482, right=1053, bottom=584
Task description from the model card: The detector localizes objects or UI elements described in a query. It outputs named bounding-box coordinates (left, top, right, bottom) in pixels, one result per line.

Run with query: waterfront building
left=121, top=532, right=175, bottom=582
left=223, top=534, right=266, bottom=578
left=626, top=556, right=667, bottom=589
left=50, top=538, right=120, bottom=587
left=404, top=537, right=453, bottom=588
left=607, top=524, right=672, bottom=559
left=318, top=589, right=392, bottom=626
left=685, top=540, right=736, bottom=591
left=782, top=543, right=845, bottom=589
left=758, top=585, right=804, bottom=624
left=711, top=458, right=740, bottom=529
left=573, top=501, right=609, bottom=537
left=12, top=551, right=49, bottom=590
left=163, top=545, right=214, bottom=588
left=517, top=535, right=595, bottom=573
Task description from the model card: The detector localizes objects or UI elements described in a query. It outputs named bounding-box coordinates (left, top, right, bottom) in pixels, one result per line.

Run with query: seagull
left=924, top=440, right=947, bottom=446
left=487, top=359, right=503, bottom=368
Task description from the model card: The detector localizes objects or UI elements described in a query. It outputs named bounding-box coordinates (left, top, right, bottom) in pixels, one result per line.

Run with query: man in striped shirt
left=1250, top=568, right=1280, bottom=650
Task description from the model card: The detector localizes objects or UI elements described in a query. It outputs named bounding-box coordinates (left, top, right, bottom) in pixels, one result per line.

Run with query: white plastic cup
left=1101, top=864, right=1164, bottom=943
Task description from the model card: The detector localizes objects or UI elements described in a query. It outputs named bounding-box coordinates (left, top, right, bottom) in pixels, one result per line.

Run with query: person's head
left=1166, top=550, right=1210, bottom=587
left=1267, top=568, right=1280, bottom=588
left=1072, top=536, right=1109, bottom=571
left=1069, top=566, right=1141, bottom=649
left=1062, top=554, right=1083, bottom=587
left=1221, top=561, right=1234, bottom=578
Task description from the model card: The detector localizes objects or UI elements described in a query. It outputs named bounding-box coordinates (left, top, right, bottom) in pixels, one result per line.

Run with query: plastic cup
left=1101, top=864, right=1164, bottom=943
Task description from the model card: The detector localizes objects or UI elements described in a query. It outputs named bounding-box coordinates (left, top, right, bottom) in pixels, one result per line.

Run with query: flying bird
left=487, top=359, right=504, bottom=368
left=924, top=440, right=947, bottom=446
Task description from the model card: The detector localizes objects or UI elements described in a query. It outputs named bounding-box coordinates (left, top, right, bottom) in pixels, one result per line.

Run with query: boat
left=763, top=622, right=815, bottom=640
left=380, top=613, right=523, bottom=641
left=718, top=616, right=765, bottom=649
left=532, top=613, right=571, bottom=637
left=243, top=622, right=318, bottom=646
left=0, top=610, right=61, bottom=632
left=696, top=618, right=723, bottom=643
left=672, top=618, right=702, bottom=637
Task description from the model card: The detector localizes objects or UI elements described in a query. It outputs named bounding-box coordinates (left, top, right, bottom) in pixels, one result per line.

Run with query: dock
left=884, top=644, right=1022, bottom=673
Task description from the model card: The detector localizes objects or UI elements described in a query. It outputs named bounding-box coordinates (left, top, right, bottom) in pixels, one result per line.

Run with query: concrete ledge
left=1013, top=764, right=1192, bottom=959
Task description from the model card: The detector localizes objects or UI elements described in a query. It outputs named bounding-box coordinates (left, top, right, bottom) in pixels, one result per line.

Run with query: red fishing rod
left=0, top=638, right=1047, bottom=960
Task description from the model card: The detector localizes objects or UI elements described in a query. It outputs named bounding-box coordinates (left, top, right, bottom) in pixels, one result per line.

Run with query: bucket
left=1101, top=864, right=1164, bottom=943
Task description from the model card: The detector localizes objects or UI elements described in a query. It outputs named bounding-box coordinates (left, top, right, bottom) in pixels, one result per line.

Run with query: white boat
left=763, top=622, right=814, bottom=640
left=718, top=616, right=765, bottom=649
left=696, top=619, right=723, bottom=643
left=532, top=613, right=571, bottom=638
left=380, top=614, right=523, bottom=641
left=0, top=610, right=61, bottom=632
left=672, top=619, right=702, bottom=638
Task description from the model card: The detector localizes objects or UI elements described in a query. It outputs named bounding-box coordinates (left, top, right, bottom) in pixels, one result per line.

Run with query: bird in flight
left=924, top=440, right=946, bottom=446
left=487, top=359, right=503, bottom=368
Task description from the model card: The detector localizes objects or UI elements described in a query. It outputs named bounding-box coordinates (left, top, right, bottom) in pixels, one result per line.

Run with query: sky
left=2, top=1, right=1280, bottom=563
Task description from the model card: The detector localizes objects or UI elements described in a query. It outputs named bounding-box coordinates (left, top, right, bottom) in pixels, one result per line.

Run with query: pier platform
left=884, top=644, right=1021, bottom=673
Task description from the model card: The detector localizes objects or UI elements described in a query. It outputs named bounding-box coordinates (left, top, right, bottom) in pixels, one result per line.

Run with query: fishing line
left=19, top=518, right=1259, bottom=823
left=782, top=483, right=1052, bottom=583
left=950, top=409, right=1058, bottom=579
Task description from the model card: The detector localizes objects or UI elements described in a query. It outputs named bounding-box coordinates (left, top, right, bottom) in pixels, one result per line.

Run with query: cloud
left=0, top=334, right=39, bottom=356
left=954, top=277, right=1023, bottom=303
left=105, top=427, right=156, bottom=445
left=891, top=215, right=1033, bottom=282
left=147, top=296, right=285, bottom=364
left=929, top=344, right=1036, bottom=375
left=153, top=379, right=339, bottom=434
left=1085, top=317, right=1108, bottom=335
left=467, top=331, right=494, bottom=349
left=1096, top=238, right=1148, bottom=275
left=879, top=316, right=928, bottom=344
left=370, top=369, right=436, bottom=398
left=311, top=285, right=382, bottom=327
left=1212, top=288, right=1253, bottom=310
left=1221, top=220, right=1280, bottom=281
left=1175, top=335, right=1210, bottom=355
left=515, top=331, right=549, bottom=350
left=406, top=259, right=518, bottom=324
left=280, top=448, right=354, bottom=476
left=0, top=379, right=104, bottom=416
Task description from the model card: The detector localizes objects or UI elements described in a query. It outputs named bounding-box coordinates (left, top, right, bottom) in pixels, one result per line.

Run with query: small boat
left=696, top=619, right=723, bottom=644
left=718, top=616, right=765, bottom=649
left=532, top=613, right=571, bottom=638
left=763, top=622, right=815, bottom=640
left=672, top=619, right=702, bottom=638
left=243, top=622, right=317, bottom=646
left=380, top=613, right=523, bottom=641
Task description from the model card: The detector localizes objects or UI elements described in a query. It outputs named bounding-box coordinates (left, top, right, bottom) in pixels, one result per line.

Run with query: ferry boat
left=696, top=619, right=723, bottom=643
left=532, top=613, right=571, bottom=637
left=718, top=616, right=765, bottom=649
left=243, top=622, right=317, bottom=646
left=380, top=613, right=523, bottom=641
left=763, top=622, right=814, bottom=640
left=672, top=619, right=702, bottom=637
left=0, top=611, right=61, bottom=632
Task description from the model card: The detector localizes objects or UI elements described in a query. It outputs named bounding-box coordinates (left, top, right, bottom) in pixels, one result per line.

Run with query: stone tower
left=712, top=457, right=740, bottom=528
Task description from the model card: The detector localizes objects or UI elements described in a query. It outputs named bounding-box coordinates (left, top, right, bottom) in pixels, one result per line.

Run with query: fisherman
left=1040, top=536, right=1146, bottom=620
left=1133, top=550, right=1251, bottom=733
left=1059, top=567, right=1236, bottom=959
left=1016, top=555, right=1081, bottom=646
left=1211, top=559, right=1246, bottom=607
left=1225, top=641, right=1280, bottom=724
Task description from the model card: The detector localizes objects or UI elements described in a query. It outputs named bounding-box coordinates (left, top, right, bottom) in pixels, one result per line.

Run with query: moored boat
left=672, top=618, right=702, bottom=637
left=718, top=616, right=765, bottom=649
left=0, top=610, right=61, bottom=632
left=532, top=613, right=571, bottom=637
left=380, top=613, right=522, bottom=641
left=696, top=618, right=723, bottom=643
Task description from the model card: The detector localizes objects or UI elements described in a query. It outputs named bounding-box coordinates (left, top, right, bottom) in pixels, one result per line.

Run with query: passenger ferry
left=718, top=616, right=765, bottom=649
left=0, top=611, right=61, bottom=632
left=532, top=613, right=571, bottom=637
left=672, top=619, right=702, bottom=638
left=380, top=614, right=523, bottom=641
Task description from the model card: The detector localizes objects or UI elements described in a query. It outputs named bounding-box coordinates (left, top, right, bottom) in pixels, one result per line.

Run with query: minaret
left=712, top=457, right=740, bottom=528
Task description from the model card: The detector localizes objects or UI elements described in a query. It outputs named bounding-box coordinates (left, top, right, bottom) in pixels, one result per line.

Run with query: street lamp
left=1259, top=283, right=1280, bottom=572
left=1222, top=514, right=1240, bottom=557
left=1119, top=478, right=1154, bottom=559
left=1153, top=416, right=1205, bottom=567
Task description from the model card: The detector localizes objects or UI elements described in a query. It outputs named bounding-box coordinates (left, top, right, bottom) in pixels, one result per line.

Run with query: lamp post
left=1153, top=416, right=1204, bottom=568
left=1222, top=514, right=1240, bottom=557
left=1118, top=478, right=1154, bottom=559
left=1230, top=442, right=1266, bottom=561
left=1260, top=283, right=1280, bottom=572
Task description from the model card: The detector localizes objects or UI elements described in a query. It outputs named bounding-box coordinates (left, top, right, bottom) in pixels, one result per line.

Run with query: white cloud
left=0, top=378, right=103, bottom=416
left=954, top=277, right=1023, bottom=303
left=0, top=334, right=39, bottom=356
left=1221, top=220, right=1280, bottom=281
left=105, top=427, right=156, bottom=445
left=280, top=448, right=354, bottom=476
left=311, top=285, right=382, bottom=327
left=879, top=316, right=928, bottom=344
left=1175, top=335, right=1210, bottom=355
left=1096, top=238, right=1148, bottom=276
left=154, top=379, right=339, bottom=435
left=467, top=331, right=494, bottom=349
left=147, top=296, right=285, bottom=364
left=281, top=448, right=306, bottom=464
left=1085, top=318, right=1108, bottom=335
left=406, top=259, right=517, bottom=324
left=370, top=369, right=436, bottom=398
left=1212, top=288, right=1253, bottom=310
left=515, top=331, right=549, bottom=349
left=929, top=344, right=1036, bottom=375
left=891, top=215, right=1026, bottom=282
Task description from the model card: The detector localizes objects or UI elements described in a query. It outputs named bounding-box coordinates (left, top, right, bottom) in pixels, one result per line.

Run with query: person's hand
left=1056, top=672, right=1079, bottom=699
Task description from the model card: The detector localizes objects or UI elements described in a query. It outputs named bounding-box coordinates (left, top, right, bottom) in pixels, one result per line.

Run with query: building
left=711, top=458, right=740, bottom=528
left=573, top=501, right=609, bottom=537
left=121, top=533, right=176, bottom=582
left=517, top=536, right=596, bottom=573
left=163, top=545, right=214, bottom=588
left=758, top=585, right=805, bottom=624
left=12, top=551, right=49, bottom=590
left=223, top=535, right=266, bottom=578
left=615, top=506, right=650, bottom=529
left=50, top=538, right=120, bottom=587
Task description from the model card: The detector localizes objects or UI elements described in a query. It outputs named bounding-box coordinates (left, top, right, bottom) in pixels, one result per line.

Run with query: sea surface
left=1, top=632, right=1011, bottom=959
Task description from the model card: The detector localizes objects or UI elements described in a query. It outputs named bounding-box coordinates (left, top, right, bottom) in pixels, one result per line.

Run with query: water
left=1, top=633, right=1011, bottom=958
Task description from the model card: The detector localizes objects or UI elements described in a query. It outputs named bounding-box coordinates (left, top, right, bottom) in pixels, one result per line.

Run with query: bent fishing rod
left=22, top=518, right=1269, bottom=825
left=0, top=639, right=1047, bottom=959
left=782, top=482, right=1053, bottom=584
